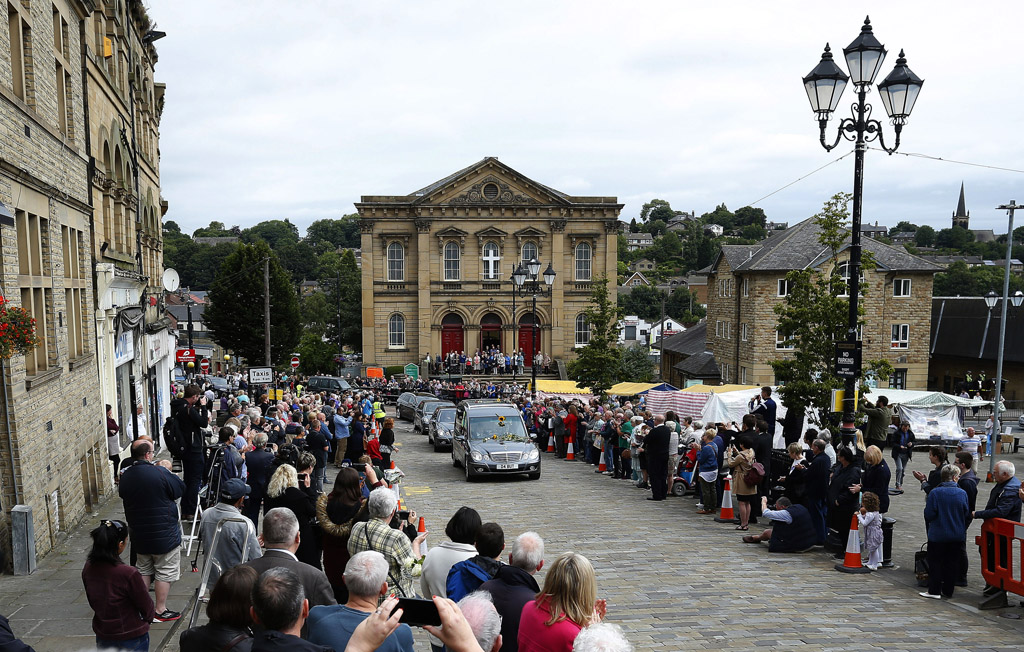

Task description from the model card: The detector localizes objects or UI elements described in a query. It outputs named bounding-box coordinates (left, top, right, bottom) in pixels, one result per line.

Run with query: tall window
left=52, top=5, right=72, bottom=138
left=777, top=279, right=791, bottom=297
left=63, top=226, right=87, bottom=358
left=575, top=242, right=592, bottom=281
left=575, top=314, right=590, bottom=347
left=386, top=242, right=404, bottom=281
left=521, top=242, right=537, bottom=266
left=17, top=211, right=52, bottom=375
left=8, top=1, right=31, bottom=104
left=443, top=242, right=460, bottom=281
left=482, top=242, right=500, bottom=280
left=388, top=314, right=405, bottom=348
left=891, top=324, right=909, bottom=349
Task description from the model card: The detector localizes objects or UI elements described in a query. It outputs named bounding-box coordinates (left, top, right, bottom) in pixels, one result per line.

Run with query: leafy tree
left=318, top=249, right=362, bottom=352
left=241, top=219, right=300, bottom=249
left=935, top=226, right=974, bottom=249
left=163, top=220, right=181, bottom=234
left=640, top=199, right=674, bottom=223
left=192, top=221, right=234, bottom=238
left=893, top=220, right=918, bottom=233
left=741, top=223, right=766, bottom=240
left=628, top=218, right=639, bottom=233
left=618, top=285, right=665, bottom=322
left=769, top=193, right=890, bottom=426
left=643, top=219, right=669, bottom=238
left=934, top=260, right=1024, bottom=296
left=305, top=215, right=361, bottom=251
left=296, top=331, right=336, bottom=375
left=276, top=240, right=319, bottom=282
left=914, top=225, right=936, bottom=247
left=205, top=240, right=300, bottom=366
left=300, top=291, right=332, bottom=333
left=647, top=232, right=682, bottom=263
left=665, top=286, right=706, bottom=322
left=619, top=343, right=654, bottom=382
left=568, top=277, right=622, bottom=397
left=701, top=203, right=735, bottom=230
left=679, top=221, right=719, bottom=272
left=733, top=206, right=767, bottom=228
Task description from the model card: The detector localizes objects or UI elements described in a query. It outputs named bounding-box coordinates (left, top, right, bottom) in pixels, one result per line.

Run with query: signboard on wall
left=114, top=331, right=135, bottom=366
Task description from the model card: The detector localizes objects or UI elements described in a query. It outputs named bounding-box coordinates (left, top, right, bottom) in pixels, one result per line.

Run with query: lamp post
left=802, top=16, right=924, bottom=445
left=512, top=258, right=556, bottom=400
left=984, top=201, right=1021, bottom=481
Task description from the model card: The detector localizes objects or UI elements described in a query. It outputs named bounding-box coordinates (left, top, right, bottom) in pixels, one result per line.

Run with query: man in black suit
left=249, top=567, right=333, bottom=652
left=243, top=508, right=337, bottom=608
left=802, top=438, right=831, bottom=545
left=643, top=416, right=672, bottom=501
left=244, top=434, right=276, bottom=526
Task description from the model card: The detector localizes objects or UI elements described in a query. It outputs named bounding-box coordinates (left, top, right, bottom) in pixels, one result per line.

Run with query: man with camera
left=173, top=385, right=210, bottom=522
left=748, top=387, right=777, bottom=436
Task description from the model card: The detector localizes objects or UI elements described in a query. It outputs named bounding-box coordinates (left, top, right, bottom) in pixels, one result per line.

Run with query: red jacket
left=518, top=598, right=583, bottom=652
left=563, top=413, right=578, bottom=440
left=82, top=560, right=154, bottom=640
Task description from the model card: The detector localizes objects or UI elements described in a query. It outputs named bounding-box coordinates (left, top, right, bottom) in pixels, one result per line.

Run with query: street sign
left=248, top=366, right=273, bottom=384
left=291, top=356, right=300, bottom=369
left=199, top=358, right=210, bottom=372
left=175, top=348, right=196, bottom=363
left=404, top=363, right=419, bottom=380
left=834, top=342, right=861, bottom=379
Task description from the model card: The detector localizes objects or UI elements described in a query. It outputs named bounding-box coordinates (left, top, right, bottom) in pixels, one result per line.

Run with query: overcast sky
left=152, top=1, right=1024, bottom=238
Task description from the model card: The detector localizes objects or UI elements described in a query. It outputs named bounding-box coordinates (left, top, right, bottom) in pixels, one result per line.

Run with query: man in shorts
left=119, top=439, right=186, bottom=621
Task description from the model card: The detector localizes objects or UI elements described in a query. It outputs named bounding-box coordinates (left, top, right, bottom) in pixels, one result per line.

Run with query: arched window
left=521, top=242, right=538, bottom=266
left=482, top=241, right=500, bottom=280
left=575, top=313, right=591, bottom=347
left=386, top=242, right=404, bottom=281
left=575, top=242, right=592, bottom=281
left=444, top=241, right=460, bottom=281
left=388, top=313, right=405, bottom=348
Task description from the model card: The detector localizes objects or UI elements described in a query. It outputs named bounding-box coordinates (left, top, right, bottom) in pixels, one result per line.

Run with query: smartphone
left=297, top=473, right=309, bottom=484
left=397, top=510, right=410, bottom=521
left=393, top=597, right=442, bottom=627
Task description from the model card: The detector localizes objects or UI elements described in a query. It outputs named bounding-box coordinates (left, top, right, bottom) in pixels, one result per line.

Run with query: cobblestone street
left=3, top=408, right=1024, bottom=651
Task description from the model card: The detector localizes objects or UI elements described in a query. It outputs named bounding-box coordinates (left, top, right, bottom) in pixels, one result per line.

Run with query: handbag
left=914, top=542, right=929, bottom=586
left=621, top=449, right=632, bottom=461
left=744, top=461, right=766, bottom=487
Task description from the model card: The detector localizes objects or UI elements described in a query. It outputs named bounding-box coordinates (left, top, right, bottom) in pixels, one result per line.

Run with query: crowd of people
left=426, top=348, right=552, bottom=377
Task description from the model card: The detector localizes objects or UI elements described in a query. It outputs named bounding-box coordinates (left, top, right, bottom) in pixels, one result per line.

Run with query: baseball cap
left=220, top=478, right=251, bottom=502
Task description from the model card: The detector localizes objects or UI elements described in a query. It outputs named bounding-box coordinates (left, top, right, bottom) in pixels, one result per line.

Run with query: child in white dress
left=859, top=491, right=884, bottom=570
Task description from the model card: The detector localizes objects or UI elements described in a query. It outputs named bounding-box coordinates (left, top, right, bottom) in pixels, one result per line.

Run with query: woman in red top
left=82, top=519, right=155, bottom=651
left=564, top=406, right=579, bottom=454
left=518, top=552, right=606, bottom=652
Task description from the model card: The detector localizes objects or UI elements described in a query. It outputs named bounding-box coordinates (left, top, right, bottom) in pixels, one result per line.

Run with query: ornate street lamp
left=512, top=258, right=555, bottom=400
left=803, top=16, right=923, bottom=446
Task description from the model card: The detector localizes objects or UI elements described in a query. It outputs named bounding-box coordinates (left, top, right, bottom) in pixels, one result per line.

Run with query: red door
left=442, top=325, right=464, bottom=357
left=519, top=325, right=537, bottom=365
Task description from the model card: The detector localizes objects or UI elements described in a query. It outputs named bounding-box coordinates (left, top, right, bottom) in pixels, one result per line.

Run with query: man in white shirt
left=958, top=427, right=984, bottom=463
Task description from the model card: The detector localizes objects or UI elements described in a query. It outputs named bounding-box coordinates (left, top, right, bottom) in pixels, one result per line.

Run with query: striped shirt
left=959, top=435, right=983, bottom=460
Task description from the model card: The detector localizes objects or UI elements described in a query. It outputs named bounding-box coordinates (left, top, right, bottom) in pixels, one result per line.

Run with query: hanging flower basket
left=0, top=295, right=41, bottom=360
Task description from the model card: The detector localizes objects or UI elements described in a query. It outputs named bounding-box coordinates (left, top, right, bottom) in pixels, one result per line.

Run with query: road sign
left=248, top=366, right=273, bottom=384
left=834, top=342, right=861, bottom=379
left=404, top=363, right=419, bottom=380
left=175, top=348, right=196, bottom=363
left=199, top=358, right=210, bottom=372
left=291, top=356, right=300, bottom=369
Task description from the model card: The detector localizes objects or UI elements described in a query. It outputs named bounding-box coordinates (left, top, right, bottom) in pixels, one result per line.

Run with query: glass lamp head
left=803, top=43, right=849, bottom=118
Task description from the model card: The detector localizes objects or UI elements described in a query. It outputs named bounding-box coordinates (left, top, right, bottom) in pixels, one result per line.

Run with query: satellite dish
left=162, top=268, right=180, bottom=292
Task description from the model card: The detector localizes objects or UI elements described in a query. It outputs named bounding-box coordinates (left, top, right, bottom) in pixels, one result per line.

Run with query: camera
left=398, top=510, right=410, bottom=520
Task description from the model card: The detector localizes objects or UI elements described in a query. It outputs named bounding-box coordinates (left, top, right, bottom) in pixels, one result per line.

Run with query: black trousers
left=648, top=455, right=669, bottom=500
left=927, top=540, right=961, bottom=597
left=554, top=434, right=566, bottom=458
left=181, top=451, right=204, bottom=518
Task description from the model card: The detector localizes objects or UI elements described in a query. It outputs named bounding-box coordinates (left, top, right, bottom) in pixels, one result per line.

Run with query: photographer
left=748, top=387, right=777, bottom=436
left=173, top=385, right=210, bottom=522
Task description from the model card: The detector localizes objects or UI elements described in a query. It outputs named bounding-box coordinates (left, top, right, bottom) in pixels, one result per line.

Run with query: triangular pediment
left=474, top=226, right=508, bottom=238
left=513, top=226, right=547, bottom=239
left=412, top=158, right=572, bottom=207
left=435, top=226, right=469, bottom=238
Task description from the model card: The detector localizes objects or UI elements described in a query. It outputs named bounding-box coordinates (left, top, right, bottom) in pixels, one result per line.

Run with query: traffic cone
left=390, top=460, right=396, bottom=470
left=598, top=445, right=607, bottom=472
left=566, top=438, right=575, bottom=461
left=835, top=514, right=871, bottom=573
left=417, top=517, right=428, bottom=556
left=547, top=434, right=555, bottom=453
left=715, top=475, right=738, bottom=523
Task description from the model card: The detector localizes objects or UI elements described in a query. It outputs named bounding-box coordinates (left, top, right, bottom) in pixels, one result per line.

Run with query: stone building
left=356, top=158, right=621, bottom=368
left=707, top=218, right=943, bottom=389
left=1, top=0, right=107, bottom=567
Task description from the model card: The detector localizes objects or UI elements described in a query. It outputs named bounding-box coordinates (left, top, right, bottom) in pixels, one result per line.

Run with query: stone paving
left=3, top=407, right=1024, bottom=651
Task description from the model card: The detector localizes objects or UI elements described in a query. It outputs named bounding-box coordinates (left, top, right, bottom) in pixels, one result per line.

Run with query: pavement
left=5, top=409, right=1024, bottom=651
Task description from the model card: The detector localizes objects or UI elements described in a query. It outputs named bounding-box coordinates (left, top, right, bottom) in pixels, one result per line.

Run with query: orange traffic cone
left=390, top=460, right=396, bottom=470
left=417, top=517, right=428, bottom=556
left=547, top=434, right=555, bottom=453
left=566, top=438, right=575, bottom=461
left=714, top=475, right=738, bottom=523
left=835, top=514, right=871, bottom=573
left=598, top=445, right=607, bottom=472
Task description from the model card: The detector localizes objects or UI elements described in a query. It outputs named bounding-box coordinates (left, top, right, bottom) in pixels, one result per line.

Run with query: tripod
left=184, top=443, right=229, bottom=557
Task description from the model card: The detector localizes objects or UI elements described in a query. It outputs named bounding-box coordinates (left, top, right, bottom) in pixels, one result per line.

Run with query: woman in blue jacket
left=922, top=464, right=972, bottom=600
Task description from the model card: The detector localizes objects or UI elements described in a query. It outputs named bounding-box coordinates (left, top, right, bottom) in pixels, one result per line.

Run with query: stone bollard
left=881, top=516, right=897, bottom=569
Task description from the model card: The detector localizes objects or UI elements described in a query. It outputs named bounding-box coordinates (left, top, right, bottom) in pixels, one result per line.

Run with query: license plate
left=496, top=463, right=518, bottom=470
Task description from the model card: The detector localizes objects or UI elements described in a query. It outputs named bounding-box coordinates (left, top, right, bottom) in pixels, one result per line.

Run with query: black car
left=200, top=375, right=230, bottom=397
left=428, top=406, right=457, bottom=451
left=415, top=400, right=455, bottom=432
left=396, top=392, right=438, bottom=422
left=306, top=376, right=351, bottom=393
left=451, top=401, right=540, bottom=481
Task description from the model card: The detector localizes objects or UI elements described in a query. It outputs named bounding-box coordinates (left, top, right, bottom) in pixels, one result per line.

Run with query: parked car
left=415, top=400, right=455, bottom=432
left=198, top=375, right=230, bottom=397
left=306, top=376, right=352, bottom=393
left=452, top=401, right=540, bottom=481
left=396, top=392, right=438, bottom=421
left=428, top=406, right=457, bottom=451
left=1019, top=413, right=1024, bottom=429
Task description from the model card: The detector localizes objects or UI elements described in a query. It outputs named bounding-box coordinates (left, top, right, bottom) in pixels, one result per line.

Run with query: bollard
left=881, top=516, right=897, bottom=569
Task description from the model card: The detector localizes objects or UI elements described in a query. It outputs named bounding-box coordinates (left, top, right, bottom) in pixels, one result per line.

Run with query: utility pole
left=337, top=266, right=343, bottom=375
left=264, top=258, right=271, bottom=366
left=988, top=200, right=1018, bottom=482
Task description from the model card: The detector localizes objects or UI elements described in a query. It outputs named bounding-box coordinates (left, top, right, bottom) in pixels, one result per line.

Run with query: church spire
left=952, top=182, right=969, bottom=229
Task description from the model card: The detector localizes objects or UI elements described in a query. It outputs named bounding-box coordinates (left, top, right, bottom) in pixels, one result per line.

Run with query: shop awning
left=608, top=382, right=660, bottom=396
left=534, top=379, right=591, bottom=395
left=679, top=383, right=760, bottom=394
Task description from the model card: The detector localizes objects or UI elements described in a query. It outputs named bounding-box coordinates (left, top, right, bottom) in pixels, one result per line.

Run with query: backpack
left=163, top=416, right=187, bottom=459
left=445, top=559, right=493, bottom=602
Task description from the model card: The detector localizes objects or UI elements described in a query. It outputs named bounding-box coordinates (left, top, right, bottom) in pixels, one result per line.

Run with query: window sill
left=26, top=366, right=63, bottom=391
left=69, top=352, right=95, bottom=371
left=387, top=347, right=410, bottom=352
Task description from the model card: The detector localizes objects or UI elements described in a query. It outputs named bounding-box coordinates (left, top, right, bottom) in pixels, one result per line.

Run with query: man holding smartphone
left=172, top=385, right=209, bottom=521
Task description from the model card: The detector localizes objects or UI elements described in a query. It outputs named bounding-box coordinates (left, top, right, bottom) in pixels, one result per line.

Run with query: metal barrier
left=975, top=517, right=1024, bottom=597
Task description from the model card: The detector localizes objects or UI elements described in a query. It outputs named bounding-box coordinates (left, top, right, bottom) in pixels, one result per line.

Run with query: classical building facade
left=707, top=219, right=943, bottom=390
left=357, top=158, right=621, bottom=368
left=1, top=0, right=108, bottom=567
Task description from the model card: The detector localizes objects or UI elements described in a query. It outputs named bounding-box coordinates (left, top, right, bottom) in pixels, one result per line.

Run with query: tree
left=914, top=225, right=936, bottom=247
left=640, top=199, right=674, bottom=223
left=665, top=286, right=706, bottom=322
left=769, top=193, right=890, bottom=426
left=296, top=331, right=336, bottom=375
left=740, top=223, right=766, bottom=241
left=679, top=221, right=719, bottom=272
left=893, top=220, right=919, bottom=233
left=618, top=285, right=665, bottom=322
left=620, top=343, right=654, bottom=382
left=192, top=221, right=233, bottom=238
left=568, top=278, right=622, bottom=397
left=647, top=232, right=682, bottom=263
left=205, top=240, right=300, bottom=366
left=241, top=219, right=300, bottom=249
left=318, top=249, right=362, bottom=352
left=163, top=220, right=181, bottom=234
left=934, top=226, right=974, bottom=250
left=701, top=203, right=735, bottom=230
left=305, top=215, right=361, bottom=251
left=733, top=206, right=767, bottom=228
left=934, top=260, right=1024, bottom=297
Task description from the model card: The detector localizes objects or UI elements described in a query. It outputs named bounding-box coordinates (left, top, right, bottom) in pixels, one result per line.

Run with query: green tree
left=318, top=249, right=362, bottom=352
left=296, top=331, right=336, bottom=375
left=205, top=240, right=300, bottom=366
left=300, top=291, right=332, bottom=333
left=619, top=343, right=654, bottom=382
left=276, top=240, right=319, bottom=282
left=935, top=226, right=974, bottom=250
left=305, top=215, right=361, bottom=251
left=568, top=278, right=622, bottom=397
left=914, top=225, right=936, bottom=247
left=733, top=206, right=767, bottom=228
left=701, top=203, right=735, bottom=230
left=640, top=199, right=674, bottom=223
left=163, top=220, right=181, bottom=233
left=893, top=220, right=919, bottom=233
left=647, top=232, right=682, bottom=263
left=679, top=221, right=719, bottom=272
left=192, top=221, right=234, bottom=238
left=740, top=223, right=766, bottom=240
left=618, top=285, right=665, bottom=321
left=665, top=286, right=706, bottom=322
left=241, top=219, right=300, bottom=249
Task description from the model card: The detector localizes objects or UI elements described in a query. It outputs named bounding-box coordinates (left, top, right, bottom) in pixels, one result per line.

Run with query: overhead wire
left=745, top=151, right=853, bottom=207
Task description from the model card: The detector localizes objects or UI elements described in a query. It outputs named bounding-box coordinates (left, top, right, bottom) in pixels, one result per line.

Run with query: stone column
left=604, top=219, right=619, bottom=282
left=416, top=219, right=432, bottom=360
left=549, top=218, right=566, bottom=360
left=359, top=219, right=376, bottom=363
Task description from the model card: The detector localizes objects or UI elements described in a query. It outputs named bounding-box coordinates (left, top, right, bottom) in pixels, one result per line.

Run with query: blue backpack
left=445, top=559, right=493, bottom=602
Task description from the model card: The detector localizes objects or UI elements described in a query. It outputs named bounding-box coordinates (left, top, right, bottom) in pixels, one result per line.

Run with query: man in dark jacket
left=244, top=434, right=276, bottom=526
left=243, top=508, right=337, bottom=608
left=250, top=567, right=333, bottom=652
left=802, top=439, right=831, bottom=545
left=974, top=461, right=1023, bottom=596
left=643, top=416, right=672, bottom=501
left=479, top=532, right=544, bottom=652
left=748, top=386, right=777, bottom=436
left=174, top=385, right=209, bottom=522
left=742, top=496, right=817, bottom=552
left=120, top=439, right=186, bottom=622
left=953, top=452, right=980, bottom=586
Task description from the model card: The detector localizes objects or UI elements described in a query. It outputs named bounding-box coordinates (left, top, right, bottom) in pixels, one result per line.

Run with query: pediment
left=413, top=158, right=571, bottom=207
left=475, top=227, right=509, bottom=255
left=513, top=226, right=547, bottom=238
